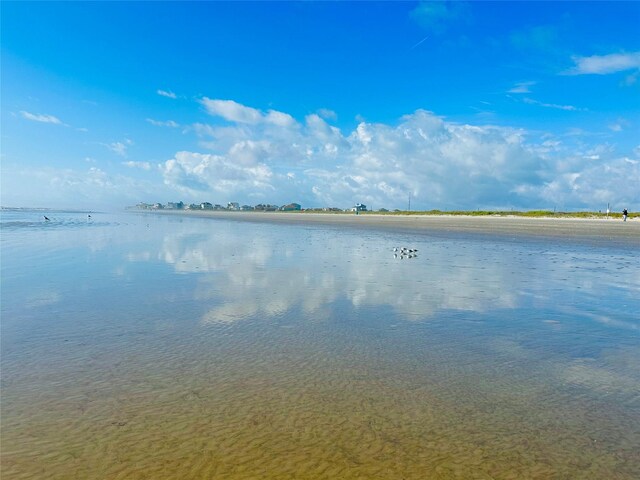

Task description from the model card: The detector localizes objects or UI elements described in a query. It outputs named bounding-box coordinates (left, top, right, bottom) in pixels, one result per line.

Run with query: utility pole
left=408, top=193, right=411, bottom=212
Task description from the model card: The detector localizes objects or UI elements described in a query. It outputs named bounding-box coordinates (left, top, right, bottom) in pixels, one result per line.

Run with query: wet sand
left=3, top=210, right=639, bottom=479
left=152, top=210, right=639, bottom=244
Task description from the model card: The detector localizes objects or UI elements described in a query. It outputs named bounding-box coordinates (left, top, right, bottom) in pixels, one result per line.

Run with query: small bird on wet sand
left=44, top=216, right=50, bottom=221
left=394, top=247, right=418, bottom=259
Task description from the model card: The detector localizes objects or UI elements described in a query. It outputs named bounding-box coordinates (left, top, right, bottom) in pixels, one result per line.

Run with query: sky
left=1, top=1, right=639, bottom=212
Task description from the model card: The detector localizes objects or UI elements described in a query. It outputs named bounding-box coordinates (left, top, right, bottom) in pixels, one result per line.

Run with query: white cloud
left=154, top=100, right=640, bottom=210
left=200, top=98, right=263, bottom=124
left=20, top=111, right=63, bottom=124
left=537, top=157, right=639, bottom=209
left=160, top=151, right=273, bottom=197
left=200, top=97, right=297, bottom=128
left=122, top=161, right=152, bottom=170
left=565, top=52, right=640, bottom=75
left=523, top=97, right=585, bottom=112
left=265, top=110, right=296, bottom=127
left=13, top=97, right=624, bottom=210
left=157, top=89, right=177, bottom=99
left=508, top=81, right=535, bottom=94
left=109, top=142, right=128, bottom=156
left=608, top=119, right=628, bottom=132
left=317, top=108, right=337, bottom=121
left=103, top=139, right=133, bottom=157
left=146, top=118, right=180, bottom=128
left=1, top=164, right=162, bottom=210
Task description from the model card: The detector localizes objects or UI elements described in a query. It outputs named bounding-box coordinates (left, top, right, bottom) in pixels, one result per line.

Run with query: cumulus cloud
left=200, top=97, right=295, bottom=127
left=305, top=111, right=545, bottom=209
left=537, top=157, right=639, bottom=209
left=565, top=52, right=640, bottom=75
left=157, top=89, right=177, bottom=99
left=158, top=99, right=638, bottom=210
left=20, top=111, right=63, bottom=124
left=160, top=151, right=273, bottom=197
left=200, top=98, right=263, bottom=124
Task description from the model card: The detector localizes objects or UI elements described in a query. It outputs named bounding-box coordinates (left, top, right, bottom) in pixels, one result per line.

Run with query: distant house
left=241, top=205, right=254, bottom=211
left=201, top=202, right=213, bottom=210
left=352, top=203, right=367, bottom=212
left=280, top=203, right=301, bottom=211
left=153, top=203, right=164, bottom=209
left=227, top=202, right=240, bottom=211
left=166, top=201, right=184, bottom=210
left=187, top=203, right=200, bottom=210
left=254, top=204, right=278, bottom=212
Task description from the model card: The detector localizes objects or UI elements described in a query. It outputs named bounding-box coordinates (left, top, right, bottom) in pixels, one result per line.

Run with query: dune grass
left=304, top=209, right=635, bottom=219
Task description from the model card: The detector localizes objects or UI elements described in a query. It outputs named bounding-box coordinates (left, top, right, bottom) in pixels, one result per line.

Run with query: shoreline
left=144, top=210, right=639, bottom=245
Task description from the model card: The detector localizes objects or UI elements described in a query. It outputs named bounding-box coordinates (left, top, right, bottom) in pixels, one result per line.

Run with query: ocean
left=1, top=208, right=639, bottom=478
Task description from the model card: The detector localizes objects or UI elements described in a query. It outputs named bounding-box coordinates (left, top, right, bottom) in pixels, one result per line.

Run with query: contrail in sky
left=410, top=36, right=429, bottom=50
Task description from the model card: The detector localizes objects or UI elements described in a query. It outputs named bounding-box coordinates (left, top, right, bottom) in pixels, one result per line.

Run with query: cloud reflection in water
left=125, top=219, right=639, bottom=327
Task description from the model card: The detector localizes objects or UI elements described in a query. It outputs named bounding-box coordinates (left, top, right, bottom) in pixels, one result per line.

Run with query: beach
left=2, top=210, right=639, bottom=479
left=152, top=210, right=640, bottom=244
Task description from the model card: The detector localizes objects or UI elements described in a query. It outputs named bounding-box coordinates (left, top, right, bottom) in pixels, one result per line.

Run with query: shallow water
left=2, top=209, right=639, bottom=479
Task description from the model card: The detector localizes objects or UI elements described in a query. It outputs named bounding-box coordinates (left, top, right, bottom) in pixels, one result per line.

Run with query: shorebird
left=394, top=247, right=418, bottom=258
left=44, top=216, right=50, bottom=221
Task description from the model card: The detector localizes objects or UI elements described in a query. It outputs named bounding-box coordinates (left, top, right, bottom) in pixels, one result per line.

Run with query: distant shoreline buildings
left=133, top=201, right=369, bottom=213
left=129, top=203, right=635, bottom=218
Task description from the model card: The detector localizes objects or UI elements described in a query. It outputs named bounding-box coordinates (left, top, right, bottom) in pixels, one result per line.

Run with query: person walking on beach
left=622, top=208, right=628, bottom=222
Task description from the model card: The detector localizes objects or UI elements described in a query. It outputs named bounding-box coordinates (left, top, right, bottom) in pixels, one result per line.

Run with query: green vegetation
left=305, top=209, right=636, bottom=219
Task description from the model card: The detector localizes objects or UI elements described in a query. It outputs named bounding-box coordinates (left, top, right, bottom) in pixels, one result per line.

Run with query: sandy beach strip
left=148, top=210, right=639, bottom=245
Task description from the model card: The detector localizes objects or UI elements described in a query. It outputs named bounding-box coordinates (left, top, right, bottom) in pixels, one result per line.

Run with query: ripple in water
left=2, top=211, right=639, bottom=479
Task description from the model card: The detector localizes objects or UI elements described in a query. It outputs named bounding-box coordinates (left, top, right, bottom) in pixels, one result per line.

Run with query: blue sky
left=2, top=1, right=639, bottom=211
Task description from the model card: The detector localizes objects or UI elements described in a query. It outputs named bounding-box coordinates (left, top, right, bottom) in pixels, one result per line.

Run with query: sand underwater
left=1, top=210, right=638, bottom=479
